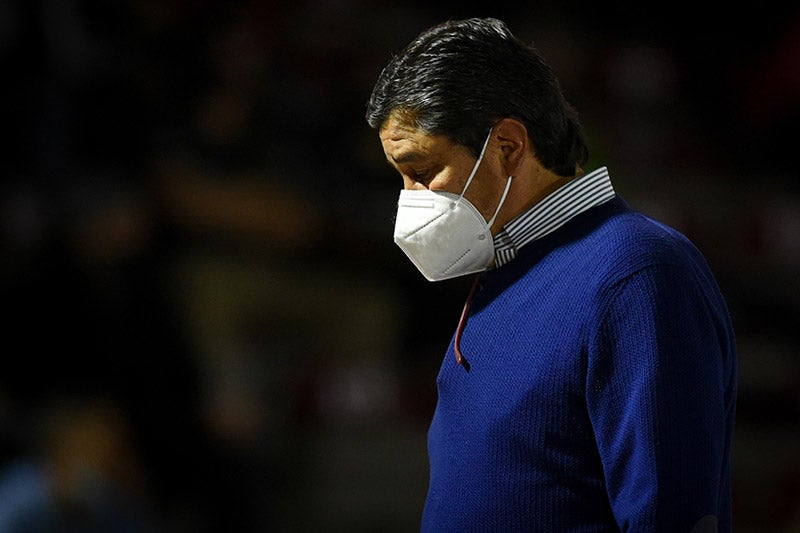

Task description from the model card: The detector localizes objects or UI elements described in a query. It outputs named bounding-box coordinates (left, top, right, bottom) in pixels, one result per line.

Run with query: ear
left=493, top=118, right=529, bottom=177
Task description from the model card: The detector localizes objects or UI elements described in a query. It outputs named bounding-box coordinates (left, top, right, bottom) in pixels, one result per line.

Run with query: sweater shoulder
left=578, top=197, right=707, bottom=281
left=492, top=196, right=719, bottom=308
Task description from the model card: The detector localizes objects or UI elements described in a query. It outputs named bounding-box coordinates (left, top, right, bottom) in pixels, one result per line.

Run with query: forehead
left=379, top=114, right=418, bottom=141
left=380, top=116, right=429, bottom=150
left=379, top=113, right=457, bottom=163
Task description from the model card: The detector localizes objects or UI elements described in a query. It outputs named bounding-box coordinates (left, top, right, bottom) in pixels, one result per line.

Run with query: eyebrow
left=388, top=151, right=425, bottom=165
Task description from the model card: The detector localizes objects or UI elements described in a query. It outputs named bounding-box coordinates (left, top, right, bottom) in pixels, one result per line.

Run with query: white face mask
left=393, top=131, right=513, bottom=281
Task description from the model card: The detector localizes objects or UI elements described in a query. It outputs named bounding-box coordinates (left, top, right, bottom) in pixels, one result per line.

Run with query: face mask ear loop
left=486, top=175, right=513, bottom=229
left=456, top=130, right=493, bottom=206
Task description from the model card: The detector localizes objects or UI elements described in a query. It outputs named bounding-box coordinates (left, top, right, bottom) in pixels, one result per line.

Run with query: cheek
left=427, top=163, right=471, bottom=193
left=464, top=166, right=506, bottom=216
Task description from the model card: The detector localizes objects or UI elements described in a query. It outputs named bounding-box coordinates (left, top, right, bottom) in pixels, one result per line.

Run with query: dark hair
left=365, top=18, right=588, bottom=177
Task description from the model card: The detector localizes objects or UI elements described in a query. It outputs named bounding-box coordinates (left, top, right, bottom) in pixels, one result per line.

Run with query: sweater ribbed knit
left=422, top=197, right=737, bottom=532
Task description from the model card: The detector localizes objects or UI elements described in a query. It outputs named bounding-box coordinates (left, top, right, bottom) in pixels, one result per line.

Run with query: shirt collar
left=493, top=166, right=616, bottom=267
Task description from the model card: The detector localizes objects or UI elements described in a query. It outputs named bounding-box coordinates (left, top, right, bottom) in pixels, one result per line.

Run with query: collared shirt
left=493, top=166, right=616, bottom=267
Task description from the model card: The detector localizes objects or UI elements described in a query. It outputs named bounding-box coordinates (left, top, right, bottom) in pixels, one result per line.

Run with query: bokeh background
left=1, top=1, right=798, bottom=531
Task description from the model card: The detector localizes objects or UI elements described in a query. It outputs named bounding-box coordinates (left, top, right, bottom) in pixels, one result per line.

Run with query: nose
left=402, top=176, right=428, bottom=191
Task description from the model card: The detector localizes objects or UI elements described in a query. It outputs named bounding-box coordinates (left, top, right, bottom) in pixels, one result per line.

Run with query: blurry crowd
left=0, top=1, right=798, bottom=531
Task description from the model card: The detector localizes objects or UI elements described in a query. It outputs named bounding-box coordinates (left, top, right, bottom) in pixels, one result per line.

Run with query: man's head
left=366, top=18, right=588, bottom=177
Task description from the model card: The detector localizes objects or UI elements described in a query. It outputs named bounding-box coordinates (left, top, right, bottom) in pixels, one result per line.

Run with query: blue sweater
left=422, top=197, right=737, bottom=532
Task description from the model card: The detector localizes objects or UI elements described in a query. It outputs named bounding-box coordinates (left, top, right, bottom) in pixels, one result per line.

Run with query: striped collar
left=493, top=166, right=616, bottom=267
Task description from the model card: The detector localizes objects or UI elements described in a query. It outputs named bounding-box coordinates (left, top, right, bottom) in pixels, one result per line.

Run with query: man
left=365, top=18, right=737, bottom=532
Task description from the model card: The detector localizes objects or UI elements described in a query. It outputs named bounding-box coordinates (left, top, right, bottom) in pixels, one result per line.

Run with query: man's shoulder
left=589, top=197, right=696, bottom=256
left=505, top=196, right=714, bottom=291
left=573, top=197, right=712, bottom=283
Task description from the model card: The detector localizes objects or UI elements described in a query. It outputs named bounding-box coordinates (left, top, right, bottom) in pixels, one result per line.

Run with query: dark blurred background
left=0, top=1, right=798, bottom=531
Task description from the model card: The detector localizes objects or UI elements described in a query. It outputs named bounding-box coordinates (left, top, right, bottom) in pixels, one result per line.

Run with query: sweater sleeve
left=586, top=263, right=734, bottom=532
